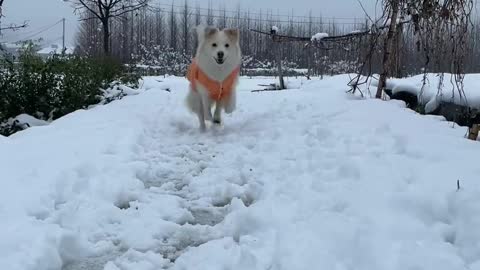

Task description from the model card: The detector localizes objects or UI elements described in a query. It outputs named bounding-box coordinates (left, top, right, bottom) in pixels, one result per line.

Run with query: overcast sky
left=0, top=0, right=379, bottom=47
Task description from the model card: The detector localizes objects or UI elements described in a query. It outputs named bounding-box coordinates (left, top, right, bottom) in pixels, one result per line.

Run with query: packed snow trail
left=2, top=75, right=480, bottom=270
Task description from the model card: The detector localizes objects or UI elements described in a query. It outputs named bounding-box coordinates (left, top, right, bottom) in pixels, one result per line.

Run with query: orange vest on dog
left=187, top=58, right=240, bottom=101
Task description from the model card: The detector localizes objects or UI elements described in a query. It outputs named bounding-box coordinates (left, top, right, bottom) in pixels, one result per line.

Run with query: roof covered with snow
left=37, top=44, right=74, bottom=55
left=0, top=42, right=23, bottom=49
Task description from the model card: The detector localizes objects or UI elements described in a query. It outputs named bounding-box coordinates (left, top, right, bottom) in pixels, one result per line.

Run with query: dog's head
left=196, top=26, right=241, bottom=67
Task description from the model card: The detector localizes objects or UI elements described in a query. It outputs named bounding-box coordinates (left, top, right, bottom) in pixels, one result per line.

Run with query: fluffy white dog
left=186, top=25, right=242, bottom=131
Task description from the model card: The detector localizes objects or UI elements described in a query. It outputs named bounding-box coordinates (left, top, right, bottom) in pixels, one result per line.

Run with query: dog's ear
left=196, top=25, right=218, bottom=43
left=224, top=28, right=240, bottom=44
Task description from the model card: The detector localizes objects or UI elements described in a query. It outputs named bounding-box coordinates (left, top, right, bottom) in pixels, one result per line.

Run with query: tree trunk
left=376, top=0, right=400, bottom=99
left=392, top=22, right=403, bottom=78
left=182, top=1, right=189, bottom=55
left=0, top=0, right=5, bottom=33
left=102, top=19, right=110, bottom=56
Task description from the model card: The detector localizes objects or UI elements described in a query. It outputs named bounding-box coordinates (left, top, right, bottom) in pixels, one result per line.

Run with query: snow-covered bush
left=314, top=54, right=360, bottom=76
left=0, top=114, right=49, bottom=135
left=311, top=32, right=329, bottom=41
left=132, top=44, right=190, bottom=76
left=328, top=60, right=360, bottom=75
left=241, top=55, right=306, bottom=77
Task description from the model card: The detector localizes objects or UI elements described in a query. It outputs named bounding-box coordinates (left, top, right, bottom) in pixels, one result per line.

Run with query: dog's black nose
left=217, top=51, right=224, bottom=59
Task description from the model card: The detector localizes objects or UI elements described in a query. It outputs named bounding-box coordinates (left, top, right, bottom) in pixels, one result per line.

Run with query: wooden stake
left=468, top=124, right=479, bottom=140
left=272, top=34, right=285, bottom=90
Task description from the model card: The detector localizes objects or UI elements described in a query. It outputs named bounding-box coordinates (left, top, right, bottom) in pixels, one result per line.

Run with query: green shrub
left=0, top=46, right=140, bottom=136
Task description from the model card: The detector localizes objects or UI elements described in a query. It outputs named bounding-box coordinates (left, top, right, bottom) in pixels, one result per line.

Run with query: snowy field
left=2, top=75, right=480, bottom=270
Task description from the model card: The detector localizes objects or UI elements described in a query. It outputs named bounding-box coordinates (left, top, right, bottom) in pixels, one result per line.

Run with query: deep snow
left=371, top=73, right=480, bottom=112
left=2, top=75, right=480, bottom=270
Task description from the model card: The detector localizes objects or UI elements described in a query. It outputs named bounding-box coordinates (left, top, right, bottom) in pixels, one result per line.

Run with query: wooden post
left=306, top=46, right=312, bottom=80
left=272, top=34, right=285, bottom=90
left=468, top=124, right=479, bottom=140
left=277, top=49, right=285, bottom=89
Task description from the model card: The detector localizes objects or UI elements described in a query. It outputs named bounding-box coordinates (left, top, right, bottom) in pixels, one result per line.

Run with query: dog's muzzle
left=215, top=51, right=225, bottom=64
left=214, top=58, right=225, bottom=64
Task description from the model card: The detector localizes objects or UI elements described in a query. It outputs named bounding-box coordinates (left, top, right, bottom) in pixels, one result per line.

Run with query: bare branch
left=0, top=0, right=4, bottom=17
left=69, top=0, right=150, bottom=55
left=0, top=22, right=28, bottom=31
left=77, top=0, right=102, bottom=20
left=356, top=0, right=375, bottom=24
left=110, top=2, right=148, bottom=17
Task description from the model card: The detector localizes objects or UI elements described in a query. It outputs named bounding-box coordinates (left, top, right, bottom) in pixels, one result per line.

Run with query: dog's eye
left=212, top=43, right=217, bottom=47
left=225, top=43, right=230, bottom=48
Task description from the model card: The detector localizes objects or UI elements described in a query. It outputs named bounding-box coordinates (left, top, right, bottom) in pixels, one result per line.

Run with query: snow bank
left=2, top=74, right=480, bottom=270
left=100, top=84, right=141, bottom=105
left=0, top=114, right=50, bottom=134
left=4, top=114, right=49, bottom=128
left=0, top=134, right=8, bottom=146
left=14, top=114, right=49, bottom=127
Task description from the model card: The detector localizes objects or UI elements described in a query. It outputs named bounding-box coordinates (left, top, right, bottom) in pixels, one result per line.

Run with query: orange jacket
left=187, top=59, right=240, bottom=101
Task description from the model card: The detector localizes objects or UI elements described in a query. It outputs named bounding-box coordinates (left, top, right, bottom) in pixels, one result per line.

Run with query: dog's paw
left=199, top=123, right=207, bottom=132
left=204, top=113, right=213, bottom=122
left=224, top=106, right=235, bottom=114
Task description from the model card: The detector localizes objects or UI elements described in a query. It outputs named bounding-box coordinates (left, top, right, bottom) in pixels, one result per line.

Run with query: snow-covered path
left=2, top=75, right=480, bottom=270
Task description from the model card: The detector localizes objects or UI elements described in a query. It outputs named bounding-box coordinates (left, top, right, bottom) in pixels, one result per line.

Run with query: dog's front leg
left=223, top=91, right=236, bottom=114
left=200, top=93, right=213, bottom=122
left=197, top=99, right=206, bottom=131
left=213, top=102, right=222, bottom=124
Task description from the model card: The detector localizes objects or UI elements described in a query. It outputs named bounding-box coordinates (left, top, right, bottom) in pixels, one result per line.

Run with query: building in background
left=36, top=44, right=74, bottom=59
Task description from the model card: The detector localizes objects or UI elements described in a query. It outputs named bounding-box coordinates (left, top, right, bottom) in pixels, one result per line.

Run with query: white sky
left=0, top=0, right=378, bottom=46
left=1, top=0, right=78, bottom=46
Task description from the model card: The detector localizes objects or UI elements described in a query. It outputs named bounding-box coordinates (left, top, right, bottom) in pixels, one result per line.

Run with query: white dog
left=186, top=25, right=242, bottom=131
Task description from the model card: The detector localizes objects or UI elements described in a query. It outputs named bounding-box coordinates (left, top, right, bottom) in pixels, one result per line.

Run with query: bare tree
left=75, top=10, right=102, bottom=57
left=0, top=0, right=4, bottom=36
left=0, top=0, right=4, bottom=16
left=218, top=5, right=227, bottom=29
left=194, top=4, right=201, bottom=26
left=376, top=0, right=400, bottom=99
left=206, top=1, right=213, bottom=25
left=155, top=8, right=165, bottom=46
left=169, top=3, right=177, bottom=49
left=180, top=0, right=191, bottom=55
left=0, top=0, right=28, bottom=33
left=370, top=0, right=474, bottom=100
left=69, top=0, right=149, bottom=55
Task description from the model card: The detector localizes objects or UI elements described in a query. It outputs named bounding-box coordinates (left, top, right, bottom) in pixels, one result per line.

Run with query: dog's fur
left=186, top=25, right=242, bottom=131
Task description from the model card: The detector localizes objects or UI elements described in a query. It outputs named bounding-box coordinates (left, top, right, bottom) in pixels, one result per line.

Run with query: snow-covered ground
left=2, top=75, right=480, bottom=270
